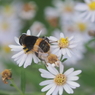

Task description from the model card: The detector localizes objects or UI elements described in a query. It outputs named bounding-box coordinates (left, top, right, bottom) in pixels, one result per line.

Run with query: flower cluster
left=9, top=30, right=82, bottom=95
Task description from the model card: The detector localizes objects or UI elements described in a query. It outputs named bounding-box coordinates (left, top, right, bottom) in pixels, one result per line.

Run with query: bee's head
left=19, top=34, right=27, bottom=45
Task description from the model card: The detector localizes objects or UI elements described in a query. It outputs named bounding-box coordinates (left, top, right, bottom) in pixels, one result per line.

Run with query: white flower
left=44, top=7, right=59, bottom=19
left=30, top=21, right=47, bottom=36
left=75, top=0, right=95, bottom=22
left=49, top=33, right=77, bottom=58
left=9, top=30, right=40, bottom=68
left=0, top=16, right=21, bottom=45
left=39, top=62, right=82, bottom=95
left=53, top=0, right=76, bottom=25
left=19, top=2, right=37, bottom=20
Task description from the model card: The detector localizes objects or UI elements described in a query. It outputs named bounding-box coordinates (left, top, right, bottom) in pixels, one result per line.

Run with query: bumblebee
left=19, top=34, right=50, bottom=54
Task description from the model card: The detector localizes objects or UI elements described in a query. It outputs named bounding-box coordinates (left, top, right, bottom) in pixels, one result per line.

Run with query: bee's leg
left=42, top=36, right=49, bottom=43
left=23, top=47, right=27, bottom=50
left=23, top=47, right=31, bottom=53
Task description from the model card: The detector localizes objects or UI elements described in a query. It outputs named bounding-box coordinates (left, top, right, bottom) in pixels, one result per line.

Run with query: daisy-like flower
left=39, top=62, right=82, bottom=95
left=30, top=21, right=47, bottom=36
left=75, top=0, right=95, bottom=22
left=19, top=2, right=37, bottom=20
left=49, top=33, right=77, bottom=58
left=9, top=30, right=40, bottom=68
left=44, top=7, right=59, bottom=27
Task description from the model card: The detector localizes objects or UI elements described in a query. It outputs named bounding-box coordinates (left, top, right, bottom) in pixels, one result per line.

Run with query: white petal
left=85, top=0, right=91, bottom=3
left=14, top=37, right=20, bottom=45
left=79, top=11, right=88, bottom=18
left=75, top=4, right=88, bottom=11
left=37, top=30, right=42, bottom=37
left=60, top=33, right=64, bottom=38
left=41, top=83, right=55, bottom=92
left=67, top=76, right=79, bottom=81
left=39, top=80, right=53, bottom=86
left=51, top=45, right=59, bottom=48
left=16, top=56, right=23, bottom=65
left=70, top=70, right=82, bottom=76
left=52, top=48, right=60, bottom=54
left=26, top=54, right=32, bottom=66
left=11, top=48, right=22, bottom=51
left=57, top=49, right=62, bottom=57
left=49, top=36, right=58, bottom=41
left=52, top=86, right=59, bottom=95
left=85, top=12, right=91, bottom=21
left=39, top=69, right=52, bottom=74
left=91, top=12, right=95, bottom=22
left=68, top=36, right=74, bottom=41
left=67, top=81, right=80, bottom=87
left=63, top=84, right=74, bottom=94
left=24, top=54, right=32, bottom=68
left=32, top=54, right=39, bottom=63
left=9, top=45, right=23, bottom=50
left=46, top=84, right=56, bottom=95
left=59, top=62, right=64, bottom=74
left=19, top=54, right=27, bottom=67
left=66, top=49, right=72, bottom=57
left=59, top=86, right=63, bottom=95
left=64, top=68, right=74, bottom=76
left=68, top=44, right=77, bottom=48
left=62, top=49, right=66, bottom=55
left=27, top=30, right=31, bottom=35
left=47, top=64, right=59, bottom=75
left=41, top=73, right=55, bottom=78
left=12, top=51, right=24, bottom=58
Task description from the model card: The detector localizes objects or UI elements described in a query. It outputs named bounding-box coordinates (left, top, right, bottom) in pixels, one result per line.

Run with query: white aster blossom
left=75, top=0, right=95, bottom=22
left=48, top=33, right=77, bottom=58
left=39, top=62, right=82, bottom=95
left=9, top=30, right=40, bottom=68
left=30, top=21, right=47, bottom=36
left=19, top=2, right=37, bottom=20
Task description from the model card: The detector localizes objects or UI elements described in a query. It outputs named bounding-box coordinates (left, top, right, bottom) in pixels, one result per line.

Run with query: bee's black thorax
left=23, top=36, right=38, bottom=50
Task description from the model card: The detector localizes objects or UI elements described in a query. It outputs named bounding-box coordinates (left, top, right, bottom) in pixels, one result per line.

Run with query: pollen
left=77, top=23, right=86, bottom=32
left=47, top=54, right=59, bottom=64
left=1, top=69, right=12, bottom=84
left=88, top=1, right=95, bottom=10
left=58, top=37, right=69, bottom=48
left=54, top=74, right=67, bottom=85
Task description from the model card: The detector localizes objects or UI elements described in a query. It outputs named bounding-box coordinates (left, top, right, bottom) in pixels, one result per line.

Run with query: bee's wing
left=34, top=45, right=48, bottom=60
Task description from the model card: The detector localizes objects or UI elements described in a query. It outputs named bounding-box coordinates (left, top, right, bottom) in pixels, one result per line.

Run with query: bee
left=19, top=33, right=50, bottom=55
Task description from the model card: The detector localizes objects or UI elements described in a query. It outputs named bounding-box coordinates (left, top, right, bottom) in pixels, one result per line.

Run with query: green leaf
left=10, top=84, right=14, bottom=87
left=61, top=58, right=67, bottom=62
left=21, top=68, right=26, bottom=94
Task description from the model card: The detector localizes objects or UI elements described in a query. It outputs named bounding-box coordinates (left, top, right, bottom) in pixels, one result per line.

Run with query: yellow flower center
left=4, top=5, right=13, bottom=15
left=1, top=22, right=9, bottom=31
left=88, top=1, right=95, bottom=10
left=77, top=23, right=86, bottom=32
left=58, top=37, right=69, bottom=48
left=3, top=45, right=11, bottom=53
left=54, top=74, right=67, bottom=85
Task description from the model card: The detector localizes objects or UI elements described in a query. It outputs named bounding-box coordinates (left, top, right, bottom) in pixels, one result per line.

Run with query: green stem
left=10, top=79, right=24, bottom=95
